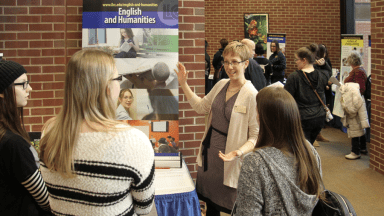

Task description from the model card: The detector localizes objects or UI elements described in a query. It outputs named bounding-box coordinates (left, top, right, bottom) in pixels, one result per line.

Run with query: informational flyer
left=340, top=34, right=364, bottom=84
left=82, top=0, right=180, bottom=153
left=266, top=33, right=286, bottom=58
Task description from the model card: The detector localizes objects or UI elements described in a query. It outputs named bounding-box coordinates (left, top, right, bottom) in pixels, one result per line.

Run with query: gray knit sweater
left=232, top=146, right=322, bottom=216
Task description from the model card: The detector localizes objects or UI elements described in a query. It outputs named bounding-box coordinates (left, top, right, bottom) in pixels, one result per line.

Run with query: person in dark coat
left=212, top=39, right=228, bottom=84
left=254, top=42, right=272, bottom=85
left=269, top=40, right=286, bottom=84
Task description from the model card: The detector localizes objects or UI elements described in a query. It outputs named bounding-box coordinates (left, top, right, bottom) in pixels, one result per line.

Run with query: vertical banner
left=340, top=34, right=364, bottom=84
left=82, top=0, right=180, bottom=153
left=266, top=33, right=286, bottom=58
left=368, top=35, right=371, bottom=77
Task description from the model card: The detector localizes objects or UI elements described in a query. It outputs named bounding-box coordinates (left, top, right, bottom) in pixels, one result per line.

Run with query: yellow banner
left=341, top=39, right=364, bottom=47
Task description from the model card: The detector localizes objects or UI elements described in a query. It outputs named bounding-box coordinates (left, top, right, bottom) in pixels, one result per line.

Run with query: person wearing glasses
left=0, top=60, right=51, bottom=215
left=269, top=40, right=286, bottom=84
left=116, top=88, right=135, bottom=120
left=176, top=41, right=258, bottom=215
left=39, top=50, right=155, bottom=215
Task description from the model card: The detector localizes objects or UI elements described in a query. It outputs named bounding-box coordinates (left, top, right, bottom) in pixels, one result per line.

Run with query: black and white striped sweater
left=40, top=126, right=155, bottom=216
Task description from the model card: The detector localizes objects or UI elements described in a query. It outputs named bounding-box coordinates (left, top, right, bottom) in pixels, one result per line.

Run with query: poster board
left=244, top=14, right=268, bottom=50
left=340, top=34, right=364, bottom=84
left=266, top=33, right=286, bottom=58
left=82, top=0, right=179, bottom=153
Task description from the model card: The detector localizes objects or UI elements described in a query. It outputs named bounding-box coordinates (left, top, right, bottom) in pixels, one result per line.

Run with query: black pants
left=352, top=135, right=367, bottom=155
left=301, top=115, right=325, bottom=145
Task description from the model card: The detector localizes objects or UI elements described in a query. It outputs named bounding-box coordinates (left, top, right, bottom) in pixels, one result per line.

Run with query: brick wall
left=0, top=0, right=205, bottom=178
left=370, top=0, right=384, bottom=176
left=206, top=0, right=341, bottom=75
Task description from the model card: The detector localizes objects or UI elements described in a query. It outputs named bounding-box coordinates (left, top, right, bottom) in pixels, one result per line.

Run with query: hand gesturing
left=174, top=62, right=189, bottom=86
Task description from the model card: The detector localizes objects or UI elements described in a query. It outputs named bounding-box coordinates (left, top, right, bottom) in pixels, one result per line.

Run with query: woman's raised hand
left=175, top=62, right=189, bottom=86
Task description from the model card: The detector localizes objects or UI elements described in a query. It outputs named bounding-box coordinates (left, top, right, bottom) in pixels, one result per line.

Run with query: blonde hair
left=40, top=49, right=124, bottom=178
left=222, top=41, right=251, bottom=61
left=118, top=88, right=137, bottom=119
left=347, top=52, right=362, bottom=66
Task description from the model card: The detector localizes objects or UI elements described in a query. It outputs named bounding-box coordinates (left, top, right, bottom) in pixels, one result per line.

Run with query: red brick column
left=370, top=0, right=384, bottom=175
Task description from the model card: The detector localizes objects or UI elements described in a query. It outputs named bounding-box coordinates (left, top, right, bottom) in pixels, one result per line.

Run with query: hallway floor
left=220, top=127, right=384, bottom=216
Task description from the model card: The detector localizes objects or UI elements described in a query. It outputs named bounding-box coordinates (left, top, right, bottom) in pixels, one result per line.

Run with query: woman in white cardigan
left=176, top=41, right=259, bottom=215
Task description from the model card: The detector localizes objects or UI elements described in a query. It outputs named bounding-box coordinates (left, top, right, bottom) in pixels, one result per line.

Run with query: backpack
left=312, top=190, right=357, bottom=216
left=364, top=75, right=371, bottom=100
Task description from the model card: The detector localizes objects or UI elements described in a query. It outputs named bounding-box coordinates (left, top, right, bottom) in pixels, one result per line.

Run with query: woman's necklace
left=227, top=81, right=246, bottom=93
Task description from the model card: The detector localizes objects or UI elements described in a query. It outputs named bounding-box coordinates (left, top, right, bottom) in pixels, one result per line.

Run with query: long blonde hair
left=255, top=87, right=324, bottom=199
left=40, top=49, right=123, bottom=177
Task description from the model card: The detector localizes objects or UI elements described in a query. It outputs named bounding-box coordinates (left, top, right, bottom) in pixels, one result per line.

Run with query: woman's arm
left=175, top=63, right=219, bottom=114
left=21, top=170, right=51, bottom=211
left=232, top=154, right=263, bottom=215
left=131, top=37, right=140, bottom=52
left=130, top=133, right=155, bottom=215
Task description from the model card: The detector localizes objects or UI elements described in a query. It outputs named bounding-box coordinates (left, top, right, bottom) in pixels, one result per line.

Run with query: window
left=355, top=3, right=371, bottom=21
left=88, top=29, right=106, bottom=45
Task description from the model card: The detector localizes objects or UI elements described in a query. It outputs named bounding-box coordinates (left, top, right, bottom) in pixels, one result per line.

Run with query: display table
left=152, top=161, right=201, bottom=216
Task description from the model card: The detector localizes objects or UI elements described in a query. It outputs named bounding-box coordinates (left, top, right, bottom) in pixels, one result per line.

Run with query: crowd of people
left=0, top=37, right=370, bottom=215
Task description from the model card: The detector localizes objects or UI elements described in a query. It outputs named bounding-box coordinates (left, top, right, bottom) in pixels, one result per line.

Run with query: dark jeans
left=301, top=115, right=326, bottom=145
left=271, top=75, right=285, bottom=84
left=352, top=135, right=367, bottom=155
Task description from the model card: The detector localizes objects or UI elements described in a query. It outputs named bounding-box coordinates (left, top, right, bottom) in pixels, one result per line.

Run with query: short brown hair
left=222, top=41, right=251, bottom=61
left=220, top=38, right=228, bottom=49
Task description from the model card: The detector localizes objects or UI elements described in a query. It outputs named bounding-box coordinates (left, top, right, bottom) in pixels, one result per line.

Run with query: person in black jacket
left=284, top=46, right=330, bottom=145
left=254, top=42, right=272, bottom=85
left=269, top=40, right=286, bottom=84
left=212, top=39, right=228, bottom=83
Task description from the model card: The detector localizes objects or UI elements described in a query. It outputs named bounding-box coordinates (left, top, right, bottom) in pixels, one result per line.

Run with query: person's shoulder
left=243, top=81, right=258, bottom=94
left=0, top=131, right=30, bottom=153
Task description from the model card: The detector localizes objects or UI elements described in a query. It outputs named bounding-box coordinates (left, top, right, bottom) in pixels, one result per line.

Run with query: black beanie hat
left=0, top=60, right=27, bottom=93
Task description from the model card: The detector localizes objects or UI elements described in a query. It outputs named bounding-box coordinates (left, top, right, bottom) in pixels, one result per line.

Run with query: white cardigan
left=188, top=79, right=259, bottom=188
left=340, top=83, right=370, bottom=138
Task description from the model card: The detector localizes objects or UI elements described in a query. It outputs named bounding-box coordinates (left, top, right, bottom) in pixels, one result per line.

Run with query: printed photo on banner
left=116, top=57, right=178, bottom=89
left=244, top=14, right=268, bottom=50
left=116, top=88, right=178, bottom=121
left=128, top=120, right=179, bottom=153
left=82, top=28, right=178, bottom=59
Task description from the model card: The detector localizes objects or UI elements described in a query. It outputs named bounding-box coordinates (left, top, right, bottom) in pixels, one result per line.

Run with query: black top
left=269, top=51, right=286, bottom=76
left=284, top=69, right=330, bottom=120
left=212, top=48, right=224, bottom=70
left=0, top=131, right=41, bottom=216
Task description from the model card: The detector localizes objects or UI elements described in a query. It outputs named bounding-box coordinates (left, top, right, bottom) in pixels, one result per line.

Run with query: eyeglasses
left=123, top=96, right=134, bottom=100
left=112, top=75, right=123, bottom=81
left=223, top=61, right=246, bottom=67
left=14, top=80, right=30, bottom=90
